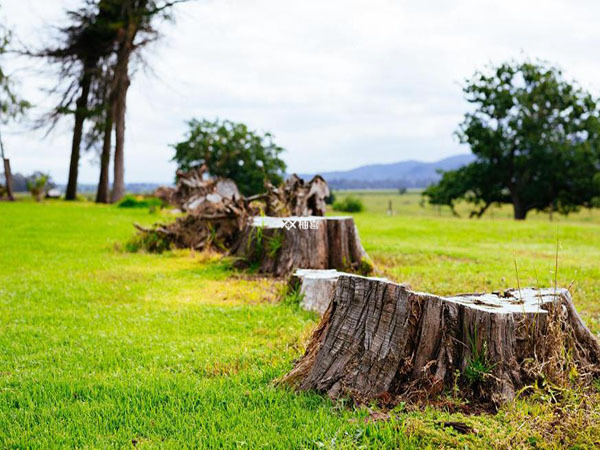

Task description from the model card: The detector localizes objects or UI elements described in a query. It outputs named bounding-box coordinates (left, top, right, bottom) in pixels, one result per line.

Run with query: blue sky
left=3, top=0, right=600, bottom=183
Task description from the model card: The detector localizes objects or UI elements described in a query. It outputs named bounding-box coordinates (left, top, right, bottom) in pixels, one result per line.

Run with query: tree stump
left=231, top=216, right=370, bottom=277
left=290, top=269, right=391, bottom=315
left=281, top=275, right=600, bottom=406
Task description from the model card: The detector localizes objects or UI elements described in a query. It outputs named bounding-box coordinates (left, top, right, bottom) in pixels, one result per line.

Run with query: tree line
left=424, top=60, right=600, bottom=220
left=1, top=0, right=187, bottom=203
left=2, top=3, right=600, bottom=218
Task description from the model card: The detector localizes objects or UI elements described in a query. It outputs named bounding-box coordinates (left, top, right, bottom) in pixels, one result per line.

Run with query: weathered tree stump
left=281, top=275, right=600, bottom=406
left=290, top=269, right=391, bottom=315
left=231, top=216, right=370, bottom=277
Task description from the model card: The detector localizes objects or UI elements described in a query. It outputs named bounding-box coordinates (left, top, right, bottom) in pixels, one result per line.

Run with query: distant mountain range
left=47, top=154, right=475, bottom=194
left=299, top=154, right=475, bottom=189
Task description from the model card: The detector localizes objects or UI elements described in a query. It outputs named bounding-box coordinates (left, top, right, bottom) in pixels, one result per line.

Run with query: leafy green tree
left=108, top=0, right=187, bottom=203
left=172, top=119, right=287, bottom=196
left=0, top=10, right=30, bottom=201
left=37, top=1, right=120, bottom=200
left=26, top=172, right=51, bottom=202
left=36, top=0, right=185, bottom=202
left=424, top=162, right=509, bottom=217
left=424, top=60, right=600, bottom=220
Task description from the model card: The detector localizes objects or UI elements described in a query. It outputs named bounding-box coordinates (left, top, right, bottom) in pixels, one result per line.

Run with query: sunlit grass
left=1, top=198, right=600, bottom=447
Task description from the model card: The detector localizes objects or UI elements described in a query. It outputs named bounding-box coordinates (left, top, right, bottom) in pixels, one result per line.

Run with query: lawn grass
left=1, top=197, right=600, bottom=448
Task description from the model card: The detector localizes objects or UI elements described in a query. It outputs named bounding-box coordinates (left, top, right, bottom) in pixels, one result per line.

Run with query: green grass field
left=1, top=194, right=600, bottom=448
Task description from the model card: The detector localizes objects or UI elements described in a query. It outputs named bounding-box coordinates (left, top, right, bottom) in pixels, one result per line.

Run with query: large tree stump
left=231, top=216, right=370, bottom=277
left=281, top=275, right=600, bottom=406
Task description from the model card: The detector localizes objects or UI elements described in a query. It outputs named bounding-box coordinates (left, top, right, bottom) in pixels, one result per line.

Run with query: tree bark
left=231, top=216, right=371, bottom=277
left=290, top=269, right=392, bottom=315
left=65, top=68, right=93, bottom=201
left=511, top=190, right=528, bottom=220
left=281, top=275, right=600, bottom=407
left=95, top=107, right=113, bottom=203
left=110, top=30, right=133, bottom=204
left=513, top=205, right=527, bottom=220
left=2, top=158, right=14, bottom=201
left=110, top=70, right=128, bottom=203
left=1, top=127, right=14, bottom=201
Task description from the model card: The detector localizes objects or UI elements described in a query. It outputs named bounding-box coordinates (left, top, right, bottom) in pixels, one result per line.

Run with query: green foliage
left=249, top=224, right=264, bottom=258
left=239, top=227, right=283, bottom=271
left=266, top=232, right=284, bottom=259
left=118, top=194, right=164, bottom=210
left=463, top=327, right=496, bottom=386
left=333, top=196, right=364, bottom=212
left=0, top=17, right=30, bottom=126
left=325, top=191, right=336, bottom=205
left=172, top=119, right=287, bottom=196
left=423, top=162, right=507, bottom=218
left=357, top=258, right=374, bottom=276
left=424, top=59, right=600, bottom=220
left=25, top=172, right=50, bottom=201
left=281, top=282, right=304, bottom=307
left=238, top=225, right=265, bottom=272
left=125, top=230, right=172, bottom=253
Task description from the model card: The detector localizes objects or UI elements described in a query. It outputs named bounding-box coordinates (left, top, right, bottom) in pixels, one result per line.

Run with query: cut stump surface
left=232, top=216, right=370, bottom=277
left=291, top=269, right=391, bottom=315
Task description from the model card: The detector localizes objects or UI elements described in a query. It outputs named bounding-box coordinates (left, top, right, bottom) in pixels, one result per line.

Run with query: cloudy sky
left=2, top=0, right=600, bottom=183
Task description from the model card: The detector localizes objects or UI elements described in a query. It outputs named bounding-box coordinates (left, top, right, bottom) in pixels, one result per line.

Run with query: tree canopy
left=172, top=119, right=287, bottom=196
left=0, top=14, right=30, bottom=126
left=424, top=60, right=600, bottom=220
left=1, top=7, right=30, bottom=201
left=35, top=0, right=184, bottom=201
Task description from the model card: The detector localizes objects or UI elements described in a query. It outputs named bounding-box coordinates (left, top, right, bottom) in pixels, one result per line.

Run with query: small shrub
left=236, top=225, right=265, bottom=273
left=357, top=258, right=374, bottom=276
left=26, top=172, right=50, bottom=202
left=463, top=327, right=496, bottom=386
left=281, top=282, right=304, bottom=307
left=266, top=232, right=283, bottom=258
left=246, top=225, right=264, bottom=258
left=332, top=196, right=364, bottom=213
left=125, top=231, right=171, bottom=253
left=325, top=192, right=336, bottom=205
left=118, top=195, right=164, bottom=210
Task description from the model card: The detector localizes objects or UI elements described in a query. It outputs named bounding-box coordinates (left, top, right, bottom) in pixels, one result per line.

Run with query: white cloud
left=2, top=0, right=600, bottom=182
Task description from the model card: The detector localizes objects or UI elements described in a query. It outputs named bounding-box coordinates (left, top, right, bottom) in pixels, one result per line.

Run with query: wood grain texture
left=232, top=217, right=370, bottom=277
left=281, top=275, right=600, bottom=406
left=291, top=269, right=392, bottom=315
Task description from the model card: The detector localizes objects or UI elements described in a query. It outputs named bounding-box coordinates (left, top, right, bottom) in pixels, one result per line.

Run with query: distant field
left=337, top=190, right=600, bottom=319
left=334, top=189, right=600, bottom=222
left=1, top=197, right=600, bottom=447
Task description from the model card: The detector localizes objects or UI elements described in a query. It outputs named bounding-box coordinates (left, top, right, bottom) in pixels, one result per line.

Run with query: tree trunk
left=110, top=36, right=132, bottom=204
left=110, top=76, right=127, bottom=203
left=231, top=216, right=371, bottom=277
left=95, top=108, right=113, bottom=203
left=513, top=206, right=527, bottom=220
left=1, top=127, right=14, bottom=201
left=281, top=275, right=600, bottom=407
left=65, top=69, right=93, bottom=201
left=511, top=191, right=527, bottom=220
left=2, top=158, right=14, bottom=201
